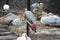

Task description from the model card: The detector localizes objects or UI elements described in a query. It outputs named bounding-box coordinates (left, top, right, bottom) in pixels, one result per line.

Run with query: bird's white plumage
left=41, top=15, right=60, bottom=24
left=25, top=11, right=36, bottom=24
left=17, top=33, right=31, bottom=40
left=40, top=3, right=44, bottom=5
left=3, top=4, right=10, bottom=10
left=22, top=33, right=27, bottom=36
left=12, top=18, right=22, bottom=26
left=31, top=3, right=39, bottom=8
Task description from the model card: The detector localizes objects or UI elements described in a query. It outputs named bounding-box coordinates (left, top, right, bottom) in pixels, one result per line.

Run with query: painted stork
left=24, top=8, right=37, bottom=32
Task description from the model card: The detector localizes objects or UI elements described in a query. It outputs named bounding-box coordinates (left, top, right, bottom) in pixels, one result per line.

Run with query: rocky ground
left=29, top=21, right=60, bottom=40
left=9, top=20, right=60, bottom=40
left=0, top=21, right=60, bottom=40
left=0, top=20, right=60, bottom=40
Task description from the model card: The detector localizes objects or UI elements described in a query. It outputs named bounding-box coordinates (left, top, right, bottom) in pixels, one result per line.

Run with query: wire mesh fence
left=0, top=0, right=50, bottom=11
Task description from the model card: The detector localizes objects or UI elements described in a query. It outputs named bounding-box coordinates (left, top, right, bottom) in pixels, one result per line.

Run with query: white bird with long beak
left=17, top=33, right=31, bottom=40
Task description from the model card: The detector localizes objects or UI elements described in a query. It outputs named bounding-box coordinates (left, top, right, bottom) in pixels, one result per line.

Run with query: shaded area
left=45, top=0, right=60, bottom=14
